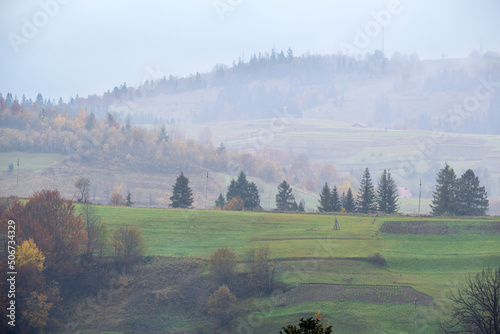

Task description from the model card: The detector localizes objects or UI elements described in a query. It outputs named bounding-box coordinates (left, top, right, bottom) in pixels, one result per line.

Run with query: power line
left=15, top=158, right=19, bottom=198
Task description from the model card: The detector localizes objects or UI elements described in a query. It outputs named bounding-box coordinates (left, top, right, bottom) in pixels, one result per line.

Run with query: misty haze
left=1, top=1, right=499, bottom=333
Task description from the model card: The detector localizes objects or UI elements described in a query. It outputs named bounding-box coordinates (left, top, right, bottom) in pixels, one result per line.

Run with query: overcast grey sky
left=1, top=0, right=499, bottom=101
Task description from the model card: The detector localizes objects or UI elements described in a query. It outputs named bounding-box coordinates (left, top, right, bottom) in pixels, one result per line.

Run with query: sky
left=0, top=0, right=499, bottom=101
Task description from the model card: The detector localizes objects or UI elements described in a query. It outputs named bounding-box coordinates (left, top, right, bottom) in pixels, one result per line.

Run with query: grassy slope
left=87, top=205, right=500, bottom=333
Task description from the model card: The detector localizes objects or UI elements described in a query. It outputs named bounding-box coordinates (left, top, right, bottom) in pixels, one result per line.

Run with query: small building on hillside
left=352, top=122, right=368, bottom=128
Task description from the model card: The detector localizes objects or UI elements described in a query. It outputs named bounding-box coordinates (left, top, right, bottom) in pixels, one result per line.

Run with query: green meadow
left=83, top=205, right=500, bottom=333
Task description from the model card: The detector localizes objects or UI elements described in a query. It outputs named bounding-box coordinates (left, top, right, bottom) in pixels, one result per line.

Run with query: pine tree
left=276, top=180, right=295, bottom=211
left=376, top=170, right=399, bottom=214
left=330, top=186, right=341, bottom=212
left=357, top=168, right=377, bottom=213
left=343, top=188, right=357, bottom=212
left=298, top=201, right=305, bottom=212
left=318, top=182, right=332, bottom=212
left=226, top=179, right=238, bottom=202
left=236, top=171, right=249, bottom=202
left=225, top=172, right=260, bottom=210
left=245, top=181, right=260, bottom=210
left=125, top=192, right=135, bottom=207
left=215, top=193, right=226, bottom=210
left=157, top=124, right=168, bottom=143
left=169, top=172, right=194, bottom=208
left=456, top=169, right=489, bottom=216
left=430, top=163, right=458, bottom=215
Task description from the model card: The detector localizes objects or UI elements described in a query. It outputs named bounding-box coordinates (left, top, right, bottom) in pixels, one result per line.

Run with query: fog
left=1, top=0, right=499, bottom=100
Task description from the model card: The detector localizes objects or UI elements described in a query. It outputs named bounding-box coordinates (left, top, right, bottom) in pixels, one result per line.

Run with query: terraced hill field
left=67, top=206, right=500, bottom=333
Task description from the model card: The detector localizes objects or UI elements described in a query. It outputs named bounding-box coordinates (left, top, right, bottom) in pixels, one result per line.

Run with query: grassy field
left=83, top=205, right=500, bottom=333
left=0, top=151, right=67, bottom=173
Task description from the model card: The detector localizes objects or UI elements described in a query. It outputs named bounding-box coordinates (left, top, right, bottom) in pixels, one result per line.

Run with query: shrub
left=207, top=284, right=236, bottom=324
left=112, top=226, right=147, bottom=264
left=209, top=247, right=238, bottom=283
left=369, top=252, right=386, bottom=266
left=223, top=196, right=244, bottom=211
left=109, top=192, right=125, bottom=206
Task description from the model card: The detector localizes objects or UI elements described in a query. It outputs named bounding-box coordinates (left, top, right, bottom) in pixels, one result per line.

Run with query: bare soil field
left=380, top=221, right=500, bottom=235
left=278, top=283, right=433, bottom=306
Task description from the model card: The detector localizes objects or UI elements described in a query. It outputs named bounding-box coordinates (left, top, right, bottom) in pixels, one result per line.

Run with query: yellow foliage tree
left=223, top=196, right=244, bottom=211
left=17, top=238, right=45, bottom=272
left=21, top=292, right=53, bottom=332
left=209, top=247, right=238, bottom=283
left=207, top=284, right=237, bottom=324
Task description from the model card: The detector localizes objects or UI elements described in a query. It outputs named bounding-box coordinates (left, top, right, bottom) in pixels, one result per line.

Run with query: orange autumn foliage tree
left=207, top=284, right=237, bottom=324
left=9, top=189, right=86, bottom=273
left=223, top=196, right=244, bottom=211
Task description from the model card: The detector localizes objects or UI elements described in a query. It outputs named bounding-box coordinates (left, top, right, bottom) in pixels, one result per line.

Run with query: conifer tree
left=456, top=169, right=489, bottom=216
left=246, top=181, right=260, bottom=209
left=318, top=182, right=332, bottom=212
left=430, top=163, right=457, bottom=215
left=376, top=170, right=399, bottom=214
left=330, top=185, right=341, bottom=212
left=343, top=188, right=357, bottom=212
left=276, top=180, right=295, bottom=211
left=125, top=192, right=135, bottom=207
left=169, top=172, right=194, bottom=208
left=215, top=193, right=226, bottom=210
left=357, top=167, right=377, bottom=213
left=157, top=124, right=168, bottom=143
left=226, top=179, right=238, bottom=202
left=225, top=172, right=260, bottom=210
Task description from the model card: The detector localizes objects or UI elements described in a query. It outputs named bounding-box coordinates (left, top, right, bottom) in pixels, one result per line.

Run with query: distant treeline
left=2, top=49, right=499, bottom=134
left=0, top=100, right=358, bottom=194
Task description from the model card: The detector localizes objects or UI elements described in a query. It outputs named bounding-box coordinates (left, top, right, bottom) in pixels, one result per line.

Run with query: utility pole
left=15, top=158, right=19, bottom=198
left=414, top=298, right=417, bottom=334
left=205, top=172, right=209, bottom=209
left=418, top=179, right=422, bottom=215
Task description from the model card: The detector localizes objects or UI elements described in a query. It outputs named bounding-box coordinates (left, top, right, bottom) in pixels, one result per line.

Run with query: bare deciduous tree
left=81, top=202, right=107, bottom=263
left=112, top=226, right=146, bottom=264
left=74, top=177, right=91, bottom=203
left=439, top=267, right=500, bottom=334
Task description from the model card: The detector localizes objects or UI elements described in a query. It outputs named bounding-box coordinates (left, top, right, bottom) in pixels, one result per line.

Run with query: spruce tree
left=215, top=193, right=226, bottom=209
left=343, top=188, right=357, bottom=212
left=226, top=172, right=260, bottom=210
left=376, top=170, right=399, bottom=214
left=125, top=192, right=135, bottom=207
left=246, top=181, right=260, bottom=210
left=330, top=186, right=341, bottom=212
left=157, top=124, right=168, bottom=143
left=276, top=180, right=295, bottom=211
left=318, top=182, right=332, bottom=212
left=456, top=169, right=489, bottom=216
left=169, top=172, right=194, bottom=208
left=226, top=179, right=238, bottom=202
left=357, top=168, right=377, bottom=213
left=430, top=163, right=458, bottom=215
